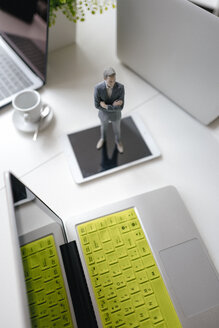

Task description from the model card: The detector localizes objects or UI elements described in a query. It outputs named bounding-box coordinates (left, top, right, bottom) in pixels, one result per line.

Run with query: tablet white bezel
left=62, top=113, right=161, bottom=184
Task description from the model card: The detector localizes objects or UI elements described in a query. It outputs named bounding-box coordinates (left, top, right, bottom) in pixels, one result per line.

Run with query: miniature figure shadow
left=67, top=116, right=152, bottom=179
left=99, top=143, right=118, bottom=173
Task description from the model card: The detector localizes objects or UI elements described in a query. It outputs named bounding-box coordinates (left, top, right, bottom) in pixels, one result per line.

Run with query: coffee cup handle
left=23, top=113, right=29, bottom=121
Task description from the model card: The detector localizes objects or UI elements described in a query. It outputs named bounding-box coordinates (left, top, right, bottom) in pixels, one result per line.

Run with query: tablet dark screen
left=67, top=116, right=152, bottom=179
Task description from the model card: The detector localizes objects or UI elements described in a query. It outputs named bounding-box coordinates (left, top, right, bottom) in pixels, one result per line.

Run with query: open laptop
left=117, top=0, right=219, bottom=125
left=4, top=172, right=219, bottom=327
left=0, top=0, right=49, bottom=108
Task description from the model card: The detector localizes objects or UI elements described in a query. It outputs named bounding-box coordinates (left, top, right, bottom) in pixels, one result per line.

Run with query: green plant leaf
left=49, top=0, right=116, bottom=25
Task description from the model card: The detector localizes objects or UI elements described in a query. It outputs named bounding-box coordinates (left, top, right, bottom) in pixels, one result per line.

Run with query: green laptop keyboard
left=21, top=235, right=74, bottom=328
left=77, top=208, right=182, bottom=328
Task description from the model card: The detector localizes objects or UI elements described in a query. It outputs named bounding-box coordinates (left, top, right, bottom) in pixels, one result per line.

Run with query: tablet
left=62, top=113, right=161, bottom=183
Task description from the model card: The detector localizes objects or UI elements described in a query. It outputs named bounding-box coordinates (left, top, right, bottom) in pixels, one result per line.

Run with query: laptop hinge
left=60, top=241, right=98, bottom=328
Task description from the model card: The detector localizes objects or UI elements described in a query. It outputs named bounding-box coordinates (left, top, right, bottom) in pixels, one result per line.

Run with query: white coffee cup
left=12, top=90, right=42, bottom=123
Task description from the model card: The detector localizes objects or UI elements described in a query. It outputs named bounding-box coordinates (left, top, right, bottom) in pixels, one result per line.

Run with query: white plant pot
left=48, top=9, right=76, bottom=52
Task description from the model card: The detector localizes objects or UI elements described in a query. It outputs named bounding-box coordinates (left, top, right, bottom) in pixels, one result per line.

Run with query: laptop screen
left=9, top=172, right=66, bottom=240
left=0, top=0, right=49, bottom=82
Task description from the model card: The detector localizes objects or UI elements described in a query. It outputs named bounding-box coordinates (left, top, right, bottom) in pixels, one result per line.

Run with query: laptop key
left=108, top=298, right=121, bottom=313
left=147, top=266, right=160, bottom=280
left=150, top=307, right=164, bottom=324
left=145, top=294, right=158, bottom=310
left=122, top=299, right=135, bottom=315
left=101, top=273, right=113, bottom=287
left=135, top=306, right=149, bottom=321
left=126, top=313, right=139, bottom=327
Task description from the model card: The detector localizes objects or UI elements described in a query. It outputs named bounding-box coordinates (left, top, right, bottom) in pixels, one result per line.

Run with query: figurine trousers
left=100, top=119, right=121, bottom=143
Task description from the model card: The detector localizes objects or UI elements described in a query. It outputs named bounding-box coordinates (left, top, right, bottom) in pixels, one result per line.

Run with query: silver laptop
left=0, top=0, right=49, bottom=108
left=117, top=0, right=219, bottom=125
left=4, top=172, right=219, bottom=327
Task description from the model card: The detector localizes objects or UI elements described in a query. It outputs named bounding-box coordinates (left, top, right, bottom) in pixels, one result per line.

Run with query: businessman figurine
left=94, top=67, right=125, bottom=153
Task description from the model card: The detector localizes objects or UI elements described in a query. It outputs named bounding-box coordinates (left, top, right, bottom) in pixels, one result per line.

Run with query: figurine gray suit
left=94, top=68, right=125, bottom=153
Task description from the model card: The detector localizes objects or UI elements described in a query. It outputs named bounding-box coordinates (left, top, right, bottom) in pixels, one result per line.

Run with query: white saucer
left=12, top=107, right=54, bottom=133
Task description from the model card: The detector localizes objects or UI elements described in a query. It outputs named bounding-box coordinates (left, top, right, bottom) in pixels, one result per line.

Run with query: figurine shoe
left=96, top=138, right=105, bottom=149
left=116, top=141, right=124, bottom=153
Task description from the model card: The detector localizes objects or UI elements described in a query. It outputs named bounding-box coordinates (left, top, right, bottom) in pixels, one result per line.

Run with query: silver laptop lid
left=117, top=0, right=219, bottom=125
left=0, top=0, right=49, bottom=82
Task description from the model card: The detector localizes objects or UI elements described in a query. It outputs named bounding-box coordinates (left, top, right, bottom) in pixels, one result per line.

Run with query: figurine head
left=103, top=67, right=116, bottom=88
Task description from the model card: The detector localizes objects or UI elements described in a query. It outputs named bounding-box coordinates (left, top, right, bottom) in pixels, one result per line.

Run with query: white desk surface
left=0, top=8, right=219, bottom=328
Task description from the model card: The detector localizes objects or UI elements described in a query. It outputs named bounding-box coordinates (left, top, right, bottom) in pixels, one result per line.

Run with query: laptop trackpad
left=160, top=238, right=219, bottom=317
